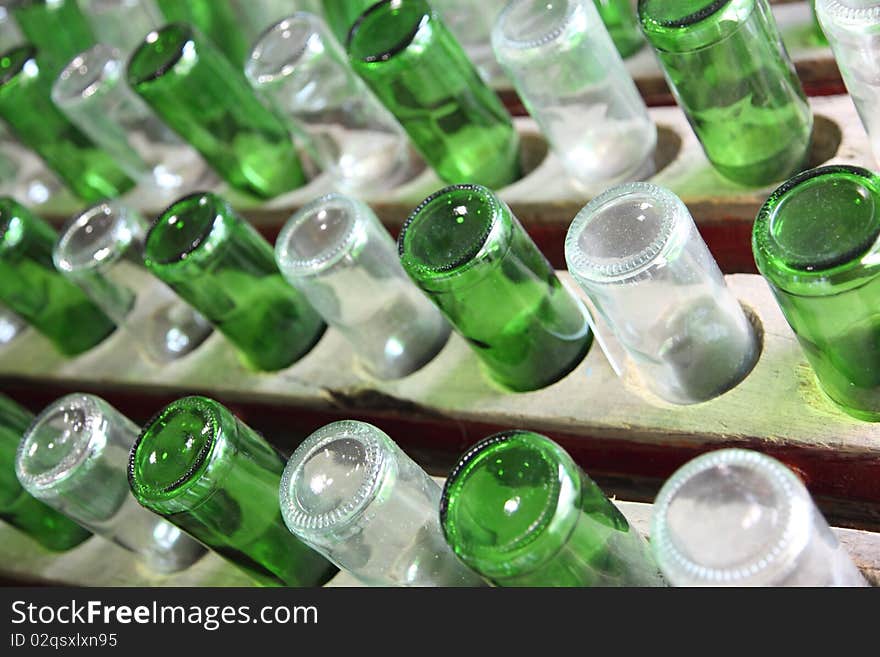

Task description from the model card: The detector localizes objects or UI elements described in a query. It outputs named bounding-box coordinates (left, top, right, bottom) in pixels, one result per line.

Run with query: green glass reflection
left=12, top=0, right=96, bottom=76
left=594, top=0, right=645, bottom=58
left=155, top=0, right=250, bottom=67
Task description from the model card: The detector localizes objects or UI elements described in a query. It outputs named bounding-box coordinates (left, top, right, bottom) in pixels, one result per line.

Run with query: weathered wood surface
left=3, top=274, right=880, bottom=529
left=0, top=500, right=874, bottom=587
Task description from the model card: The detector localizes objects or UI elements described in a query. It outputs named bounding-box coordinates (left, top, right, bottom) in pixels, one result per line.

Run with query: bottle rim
left=493, top=0, right=581, bottom=53
left=347, top=0, right=432, bottom=62
left=752, top=165, right=880, bottom=296
left=565, top=182, right=688, bottom=284
left=127, top=22, right=195, bottom=88
left=16, top=393, right=109, bottom=494
left=0, top=44, right=36, bottom=88
left=54, top=201, right=141, bottom=274
left=651, top=448, right=813, bottom=586
left=246, top=12, right=324, bottom=86
left=638, top=0, right=755, bottom=53
left=52, top=43, right=122, bottom=108
left=279, top=420, right=389, bottom=536
left=275, top=193, right=369, bottom=279
left=818, top=0, right=880, bottom=26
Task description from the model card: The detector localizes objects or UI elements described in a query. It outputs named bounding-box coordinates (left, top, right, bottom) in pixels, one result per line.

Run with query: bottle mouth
left=348, top=0, right=431, bottom=63
left=54, top=201, right=143, bottom=273
left=275, top=194, right=367, bottom=278
left=127, top=22, right=195, bottom=87
left=565, top=182, right=686, bottom=284
left=494, top=0, right=580, bottom=52
left=128, top=396, right=222, bottom=506
left=0, top=44, right=36, bottom=88
left=439, top=430, right=580, bottom=580
left=246, top=13, right=322, bottom=86
left=144, top=191, right=232, bottom=270
left=753, top=165, right=880, bottom=296
left=399, top=184, right=508, bottom=286
left=818, top=0, right=880, bottom=27
left=16, top=394, right=108, bottom=493
left=52, top=43, right=122, bottom=107
left=638, top=0, right=753, bottom=53
left=280, top=420, right=389, bottom=536
left=651, top=449, right=812, bottom=586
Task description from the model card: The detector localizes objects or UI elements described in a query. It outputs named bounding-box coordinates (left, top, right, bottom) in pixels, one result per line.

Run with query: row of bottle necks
left=0, top=0, right=852, bottom=215
left=0, top=390, right=869, bottom=587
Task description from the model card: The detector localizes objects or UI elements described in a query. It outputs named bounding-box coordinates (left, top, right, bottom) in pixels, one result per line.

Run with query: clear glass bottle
left=280, top=420, right=484, bottom=586
left=16, top=393, right=206, bottom=572
left=53, top=44, right=210, bottom=196
left=399, top=184, right=593, bottom=392
left=276, top=194, right=450, bottom=380
left=565, top=182, right=759, bottom=404
left=144, top=192, right=326, bottom=372
left=347, top=0, right=521, bottom=190
left=0, top=45, right=135, bottom=203
left=652, top=449, right=868, bottom=586
left=0, top=197, right=117, bottom=356
left=127, top=23, right=307, bottom=200
left=441, top=430, right=666, bottom=587
left=638, top=0, right=813, bottom=186
left=493, top=0, right=656, bottom=188
left=53, top=200, right=213, bottom=363
left=753, top=165, right=880, bottom=421
left=816, top=1, right=880, bottom=165
left=0, top=393, right=92, bottom=551
left=246, top=13, right=414, bottom=193
left=78, top=0, right=164, bottom=53
left=431, top=0, right=508, bottom=85
left=129, top=396, right=337, bottom=586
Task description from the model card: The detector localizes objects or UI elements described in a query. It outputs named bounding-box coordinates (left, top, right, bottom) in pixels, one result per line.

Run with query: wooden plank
left=0, top=500, right=874, bottom=587
left=3, top=273, right=880, bottom=529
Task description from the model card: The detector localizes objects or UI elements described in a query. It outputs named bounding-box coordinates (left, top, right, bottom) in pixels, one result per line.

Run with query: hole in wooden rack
left=806, top=114, right=843, bottom=168
left=651, top=125, right=683, bottom=176
left=518, top=131, right=550, bottom=178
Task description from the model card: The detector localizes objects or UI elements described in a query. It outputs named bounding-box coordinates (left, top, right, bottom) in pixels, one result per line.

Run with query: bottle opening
left=127, top=22, right=193, bottom=87
left=145, top=192, right=228, bottom=268
left=639, top=0, right=731, bottom=28
left=0, top=44, right=36, bottom=87
left=17, top=394, right=104, bottom=492
left=348, top=0, right=430, bottom=62
left=129, top=396, right=219, bottom=501
left=280, top=421, right=387, bottom=534
left=495, top=0, right=577, bottom=51
left=652, top=449, right=811, bottom=585
left=55, top=202, right=140, bottom=273
left=246, top=14, right=320, bottom=86
left=276, top=195, right=363, bottom=277
left=399, top=184, right=503, bottom=279
left=52, top=44, right=121, bottom=107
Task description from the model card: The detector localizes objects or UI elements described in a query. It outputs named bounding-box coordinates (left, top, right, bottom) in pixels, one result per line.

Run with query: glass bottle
left=399, top=184, right=592, bottom=392
left=10, top=0, right=96, bottom=75
left=0, top=45, right=135, bottom=203
left=493, top=0, right=656, bottom=188
left=0, top=393, right=92, bottom=551
left=638, top=0, right=813, bottom=186
left=17, top=394, right=206, bottom=572
left=441, top=430, right=666, bottom=587
left=53, top=44, right=210, bottom=196
left=652, top=449, right=868, bottom=586
left=276, top=194, right=449, bottom=379
left=347, top=0, right=521, bottom=190
left=811, top=0, right=830, bottom=45
left=753, top=165, right=880, bottom=421
left=322, top=0, right=376, bottom=45
left=565, top=182, right=759, bottom=404
left=594, top=0, right=645, bottom=58
left=154, top=0, right=250, bottom=67
left=78, top=0, right=164, bottom=54
left=430, top=0, right=508, bottom=85
left=127, top=23, right=306, bottom=200
left=129, top=395, right=337, bottom=586
left=54, top=200, right=213, bottom=363
left=816, top=1, right=880, bottom=166
left=144, top=192, right=325, bottom=372
left=245, top=13, right=414, bottom=194
left=280, top=420, right=484, bottom=586
left=0, top=197, right=116, bottom=356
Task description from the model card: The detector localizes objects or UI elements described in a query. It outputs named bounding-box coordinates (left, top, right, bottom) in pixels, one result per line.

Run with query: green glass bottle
left=127, top=23, right=306, bottom=200
left=129, top=396, right=336, bottom=587
left=754, top=165, right=880, bottom=421
left=144, top=192, right=325, bottom=372
left=809, top=0, right=828, bottom=46
left=638, top=0, right=813, bottom=186
left=594, top=0, right=645, bottom=58
left=348, top=0, right=521, bottom=189
left=322, top=0, right=376, bottom=45
left=0, top=394, right=92, bottom=551
left=0, top=45, right=135, bottom=203
left=11, top=0, right=96, bottom=76
left=440, top=430, right=665, bottom=587
left=399, top=184, right=592, bottom=392
left=0, top=198, right=116, bottom=356
left=155, top=0, right=250, bottom=67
